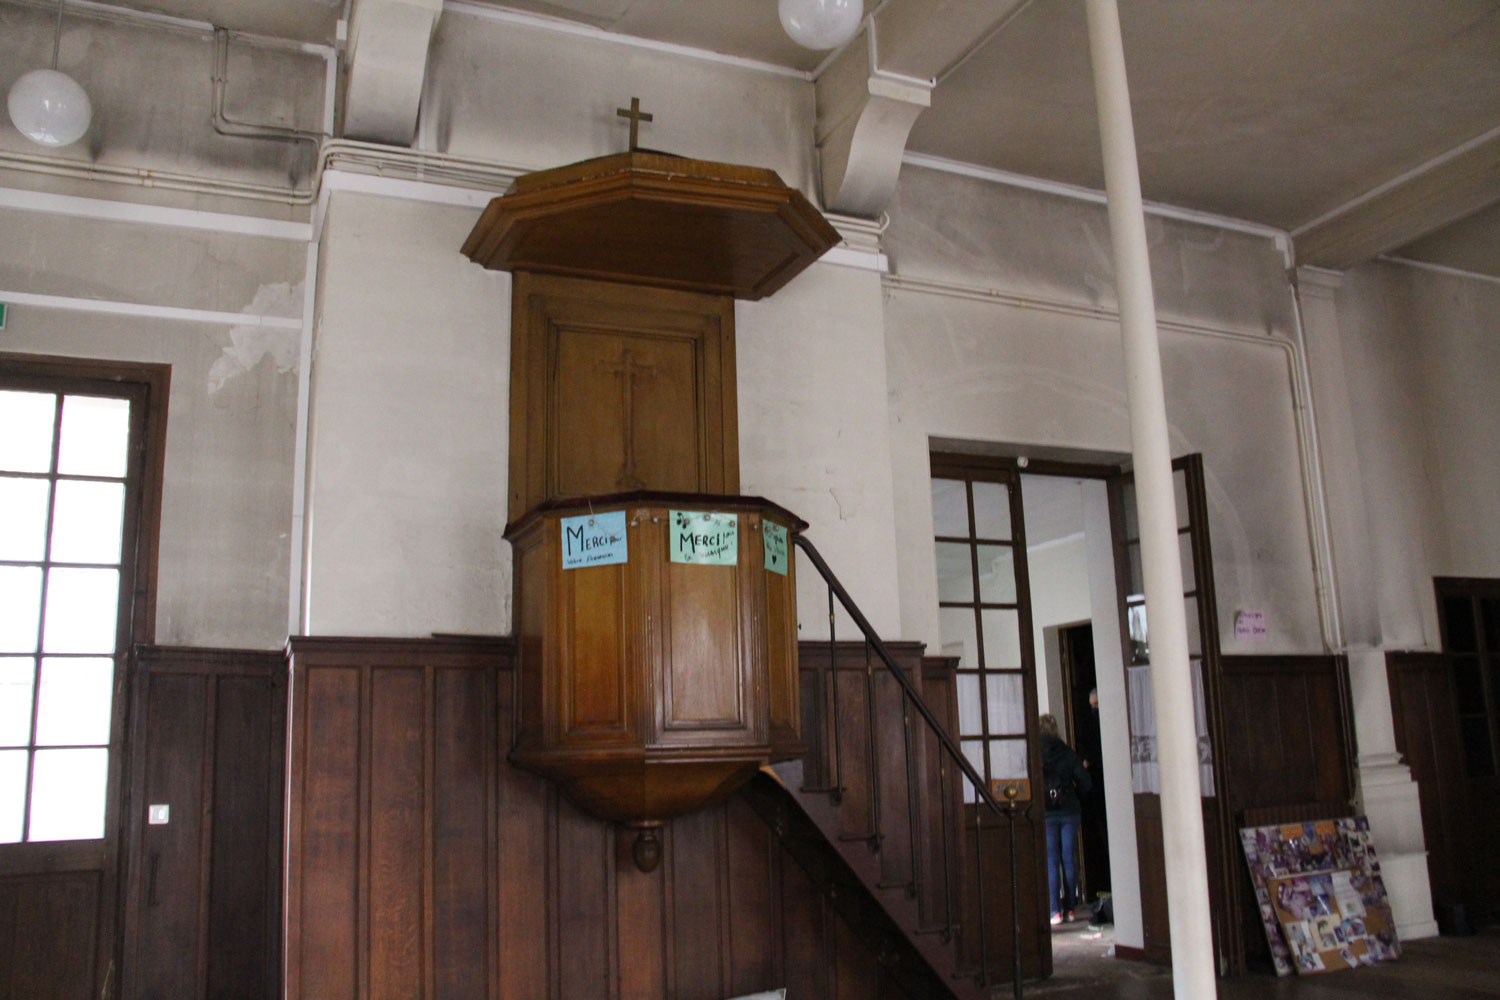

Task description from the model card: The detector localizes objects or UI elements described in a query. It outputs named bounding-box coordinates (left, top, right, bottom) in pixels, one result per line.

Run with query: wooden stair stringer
left=745, top=768, right=991, bottom=1000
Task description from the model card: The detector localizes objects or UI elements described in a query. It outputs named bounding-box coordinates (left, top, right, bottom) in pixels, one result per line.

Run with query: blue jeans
left=1045, top=812, right=1080, bottom=916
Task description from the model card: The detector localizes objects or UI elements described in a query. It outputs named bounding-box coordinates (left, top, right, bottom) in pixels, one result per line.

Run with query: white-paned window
left=0, top=357, right=164, bottom=845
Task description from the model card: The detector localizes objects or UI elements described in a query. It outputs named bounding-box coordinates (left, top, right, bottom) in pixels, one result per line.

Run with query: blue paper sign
left=561, top=510, right=628, bottom=569
left=763, top=521, right=788, bottom=575
left=669, top=510, right=738, bottom=565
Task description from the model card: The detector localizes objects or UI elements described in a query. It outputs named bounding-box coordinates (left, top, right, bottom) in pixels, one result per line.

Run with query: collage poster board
left=1238, top=817, right=1400, bottom=976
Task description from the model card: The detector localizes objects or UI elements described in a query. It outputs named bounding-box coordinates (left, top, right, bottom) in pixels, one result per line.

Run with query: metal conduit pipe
left=0, top=138, right=539, bottom=206
left=212, top=28, right=326, bottom=146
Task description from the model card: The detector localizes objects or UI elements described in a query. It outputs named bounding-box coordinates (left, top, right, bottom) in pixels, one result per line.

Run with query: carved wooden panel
left=509, top=273, right=738, bottom=521
left=558, top=555, right=635, bottom=743
left=0, top=872, right=100, bottom=1000
left=663, top=559, right=747, bottom=731
left=553, top=327, right=699, bottom=496
left=120, top=646, right=286, bottom=1000
left=285, top=638, right=504, bottom=1000
left=285, top=636, right=919, bottom=1000
left=1387, top=651, right=1475, bottom=917
left=1220, top=654, right=1352, bottom=814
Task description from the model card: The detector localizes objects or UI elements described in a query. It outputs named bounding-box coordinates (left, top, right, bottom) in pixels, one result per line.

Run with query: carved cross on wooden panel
left=598, top=348, right=663, bottom=489
left=616, top=97, right=654, bottom=152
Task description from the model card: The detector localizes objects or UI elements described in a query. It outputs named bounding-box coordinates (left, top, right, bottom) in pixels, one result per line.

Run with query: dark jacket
left=1041, top=733, right=1092, bottom=815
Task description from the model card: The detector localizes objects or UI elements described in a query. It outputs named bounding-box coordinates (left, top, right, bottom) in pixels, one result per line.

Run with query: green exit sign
left=0, top=302, right=7, bottom=329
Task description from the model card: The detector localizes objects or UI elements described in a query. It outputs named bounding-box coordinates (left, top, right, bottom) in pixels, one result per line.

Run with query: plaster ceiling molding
left=1294, top=127, right=1500, bottom=271
left=344, top=0, right=445, bottom=145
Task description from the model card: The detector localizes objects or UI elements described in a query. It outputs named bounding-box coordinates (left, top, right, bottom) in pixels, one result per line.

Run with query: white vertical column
left=1084, top=2, right=1216, bottom=996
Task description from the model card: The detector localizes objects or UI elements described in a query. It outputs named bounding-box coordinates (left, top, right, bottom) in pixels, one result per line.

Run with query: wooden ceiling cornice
left=460, top=151, right=841, bottom=300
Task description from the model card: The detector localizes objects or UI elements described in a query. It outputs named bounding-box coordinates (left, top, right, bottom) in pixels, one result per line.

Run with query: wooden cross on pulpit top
left=616, top=97, right=654, bottom=152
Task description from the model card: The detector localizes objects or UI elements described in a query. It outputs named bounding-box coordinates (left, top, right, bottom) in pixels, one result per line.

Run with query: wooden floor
left=1026, top=919, right=1500, bottom=999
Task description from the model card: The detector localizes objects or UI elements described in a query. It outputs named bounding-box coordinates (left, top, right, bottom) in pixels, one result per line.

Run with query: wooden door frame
left=930, top=451, right=1137, bottom=976
left=930, top=452, right=1051, bottom=975
left=1108, top=454, right=1241, bottom=974
left=0, top=353, right=169, bottom=1000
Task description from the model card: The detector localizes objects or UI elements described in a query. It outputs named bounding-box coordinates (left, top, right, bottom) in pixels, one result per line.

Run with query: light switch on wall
left=148, top=804, right=170, bottom=825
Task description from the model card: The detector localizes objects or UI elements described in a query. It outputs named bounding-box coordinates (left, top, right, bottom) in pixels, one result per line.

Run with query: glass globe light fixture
left=8, top=68, right=92, bottom=147
left=778, top=0, right=863, bottom=51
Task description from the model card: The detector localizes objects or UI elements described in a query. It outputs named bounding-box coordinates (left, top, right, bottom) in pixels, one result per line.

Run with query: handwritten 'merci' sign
left=561, top=510, right=628, bottom=569
left=670, top=510, right=738, bottom=565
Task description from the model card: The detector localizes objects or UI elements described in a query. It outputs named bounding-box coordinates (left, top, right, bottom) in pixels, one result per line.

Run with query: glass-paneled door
left=931, top=454, right=1051, bottom=978
left=931, top=462, right=1036, bottom=804
left=1110, top=454, right=1237, bottom=973
left=0, top=354, right=166, bottom=1000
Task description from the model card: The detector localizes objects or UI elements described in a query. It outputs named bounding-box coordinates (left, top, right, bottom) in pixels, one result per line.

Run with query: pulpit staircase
left=742, top=536, right=1039, bottom=1000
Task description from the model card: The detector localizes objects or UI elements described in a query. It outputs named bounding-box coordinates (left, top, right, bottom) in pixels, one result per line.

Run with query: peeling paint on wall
left=208, top=281, right=304, bottom=393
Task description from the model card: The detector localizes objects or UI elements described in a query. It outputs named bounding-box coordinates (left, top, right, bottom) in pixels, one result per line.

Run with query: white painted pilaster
left=1347, top=646, right=1439, bottom=939
left=1296, top=266, right=1439, bottom=939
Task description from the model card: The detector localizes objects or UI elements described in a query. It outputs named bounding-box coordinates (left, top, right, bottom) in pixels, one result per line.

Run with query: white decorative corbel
left=343, top=0, right=444, bottom=145
left=815, top=22, right=933, bottom=218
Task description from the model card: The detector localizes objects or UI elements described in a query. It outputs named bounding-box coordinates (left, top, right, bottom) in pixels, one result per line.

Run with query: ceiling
left=98, top=0, right=1500, bottom=277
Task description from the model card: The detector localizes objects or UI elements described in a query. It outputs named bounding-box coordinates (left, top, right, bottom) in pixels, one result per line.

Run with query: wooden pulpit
left=464, top=145, right=840, bottom=867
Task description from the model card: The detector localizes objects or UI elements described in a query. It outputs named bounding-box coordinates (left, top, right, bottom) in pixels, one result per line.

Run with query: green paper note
left=763, top=520, right=788, bottom=575
left=669, top=510, right=738, bottom=565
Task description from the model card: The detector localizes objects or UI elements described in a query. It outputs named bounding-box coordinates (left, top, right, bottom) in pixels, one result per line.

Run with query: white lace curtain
left=1126, top=661, right=1215, bottom=796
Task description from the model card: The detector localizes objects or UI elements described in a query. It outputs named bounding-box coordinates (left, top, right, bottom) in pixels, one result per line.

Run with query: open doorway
left=930, top=448, right=1239, bottom=979
left=1059, top=622, right=1110, bottom=907
left=1019, top=472, right=1125, bottom=948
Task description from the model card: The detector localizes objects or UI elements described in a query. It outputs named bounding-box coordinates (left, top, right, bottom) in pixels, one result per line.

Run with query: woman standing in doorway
left=1040, top=712, right=1091, bottom=925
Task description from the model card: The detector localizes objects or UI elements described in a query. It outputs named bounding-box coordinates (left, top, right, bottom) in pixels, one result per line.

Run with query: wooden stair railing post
left=864, top=642, right=883, bottom=847
left=938, top=755, right=956, bottom=942
left=829, top=589, right=843, bottom=803
left=975, top=810, right=989, bottom=987
left=1004, top=794, right=1024, bottom=1000
left=902, top=699, right=921, bottom=895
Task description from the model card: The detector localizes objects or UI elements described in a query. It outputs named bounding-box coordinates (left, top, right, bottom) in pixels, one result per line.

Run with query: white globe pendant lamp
left=8, top=1, right=92, bottom=147
left=778, top=0, right=863, bottom=51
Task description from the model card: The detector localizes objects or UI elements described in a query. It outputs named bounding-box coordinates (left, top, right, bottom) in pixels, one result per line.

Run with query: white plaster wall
left=1329, top=266, right=1450, bottom=648
left=885, top=167, right=1295, bottom=336
left=1414, top=271, right=1500, bottom=576
left=885, top=289, right=1322, bottom=659
left=738, top=262, right=903, bottom=640
left=424, top=12, right=817, bottom=200
left=883, top=168, right=1322, bottom=659
left=1318, top=262, right=1500, bottom=649
left=305, top=192, right=511, bottom=635
left=0, top=5, right=325, bottom=205
left=1027, top=534, right=1090, bottom=716
left=0, top=207, right=303, bottom=648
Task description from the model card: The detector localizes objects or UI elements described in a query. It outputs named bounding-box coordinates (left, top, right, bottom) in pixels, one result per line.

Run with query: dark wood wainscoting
left=0, top=868, right=105, bottom=1000
left=1220, top=655, right=1353, bottom=814
left=919, top=656, right=969, bottom=959
left=284, top=637, right=503, bottom=1000
left=1386, top=651, right=1479, bottom=918
left=1131, top=795, right=1227, bottom=967
left=286, top=635, right=926, bottom=1000
left=1218, top=653, right=1354, bottom=968
left=120, top=645, right=287, bottom=1000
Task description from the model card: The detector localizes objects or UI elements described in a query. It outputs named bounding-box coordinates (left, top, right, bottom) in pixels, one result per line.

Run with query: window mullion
left=20, top=394, right=65, bottom=844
